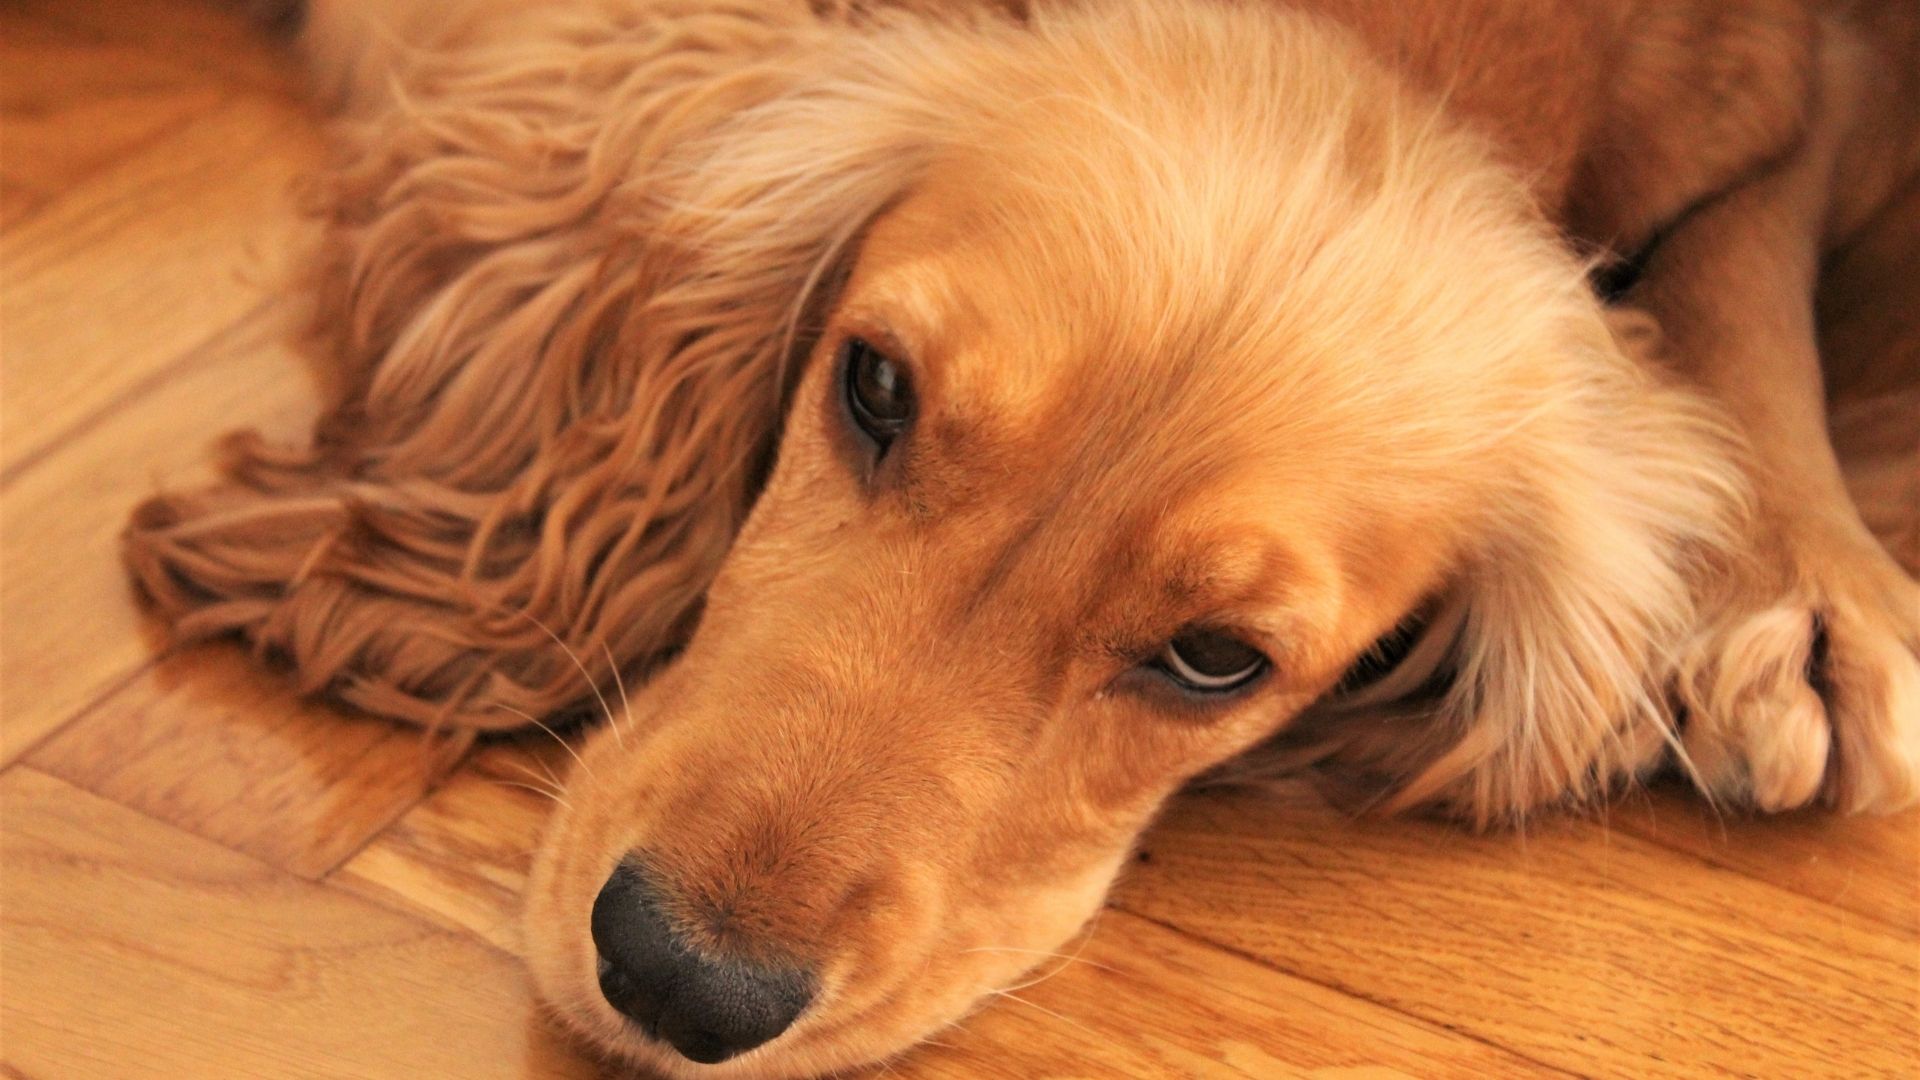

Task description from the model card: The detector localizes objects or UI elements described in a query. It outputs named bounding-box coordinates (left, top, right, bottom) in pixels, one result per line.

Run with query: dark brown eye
left=1156, top=629, right=1267, bottom=693
left=842, top=337, right=913, bottom=452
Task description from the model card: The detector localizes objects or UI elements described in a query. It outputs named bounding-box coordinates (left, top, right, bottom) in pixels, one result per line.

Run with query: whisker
left=978, top=912, right=1109, bottom=995
left=904, top=1014, right=974, bottom=1059
left=494, top=758, right=567, bottom=800
left=987, top=989, right=1101, bottom=1043
left=488, top=778, right=573, bottom=813
left=994, top=957, right=1089, bottom=996
left=488, top=701, right=595, bottom=781
left=510, top=606, right=621, bottom=736
left=601, top=640, right=636, bottom=747
left=520, top=747, right=568, bottom=794
left=959, top=946, right=1117, bottom=975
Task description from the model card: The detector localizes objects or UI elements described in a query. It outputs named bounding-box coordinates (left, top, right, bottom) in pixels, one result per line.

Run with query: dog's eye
left=842, top=337, right=914, bottom=452
left=1155, top=630, right=1268, bottom=693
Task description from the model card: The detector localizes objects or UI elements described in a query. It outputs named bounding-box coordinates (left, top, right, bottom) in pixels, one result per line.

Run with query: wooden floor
left=3, top=3, right=1917, bottom=1077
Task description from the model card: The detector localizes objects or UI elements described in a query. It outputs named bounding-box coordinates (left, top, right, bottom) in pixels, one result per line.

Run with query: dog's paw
left=1676, top=538, right=1920, bottom=814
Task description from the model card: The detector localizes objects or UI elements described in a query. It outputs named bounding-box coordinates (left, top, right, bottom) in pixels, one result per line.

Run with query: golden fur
left=124, top=0, right=1919, bottom=1074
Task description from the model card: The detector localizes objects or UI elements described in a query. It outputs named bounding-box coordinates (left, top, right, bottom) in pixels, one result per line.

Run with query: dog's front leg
left=1625, top=32, right=1919, bottom=814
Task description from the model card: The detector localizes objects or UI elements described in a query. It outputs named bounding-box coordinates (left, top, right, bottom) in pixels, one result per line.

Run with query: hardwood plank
left=0, top=89, right=320, bottom=476
left=0, top=8, right=228, bottom=199
left=904, top=910, right=1556, bottom=1080
left=21, top=0, right=302, bottom=95
left=0, top=178, right=49, bottom=230
left=1112, top=783, right=1920, bottom=1080
left=337, top=741, right=1548, bottom=1078
left=28, top=642, right=467, bottom=879
left=332, top=741, right=572, bottom=954
left=0, top=311, right=316, bottom=764
left=0, top=767, right=599, bottom=1080
left=1610, top=786, right=1920, bottom=937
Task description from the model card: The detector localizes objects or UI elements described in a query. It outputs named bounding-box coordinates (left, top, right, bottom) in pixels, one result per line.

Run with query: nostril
left=594, top=953, right=649, bottom=1027
left=591, top=859, right=815, bottom=1064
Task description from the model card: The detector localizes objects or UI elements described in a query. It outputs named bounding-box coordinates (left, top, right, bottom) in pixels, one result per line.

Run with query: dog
left=125, top=0, right=1920, bottom=1074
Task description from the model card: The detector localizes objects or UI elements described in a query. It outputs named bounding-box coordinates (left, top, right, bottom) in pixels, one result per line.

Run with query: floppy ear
left=1277, top=307, right=1750, bottom=826
left=123, top=6, right=952, bottom=729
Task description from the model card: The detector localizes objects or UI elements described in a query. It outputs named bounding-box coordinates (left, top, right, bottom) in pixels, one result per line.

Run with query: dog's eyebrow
left=1160, top=523, right=1293, bottom=594
left=1158, top=557, right=1218, bottom=605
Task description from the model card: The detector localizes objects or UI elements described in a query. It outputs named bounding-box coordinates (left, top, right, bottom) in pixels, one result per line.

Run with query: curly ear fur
left=124, top=0, right=984, bottom=728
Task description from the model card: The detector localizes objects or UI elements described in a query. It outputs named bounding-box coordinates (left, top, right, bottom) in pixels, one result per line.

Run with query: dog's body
left=127, top=0, right=1918, bottom=1074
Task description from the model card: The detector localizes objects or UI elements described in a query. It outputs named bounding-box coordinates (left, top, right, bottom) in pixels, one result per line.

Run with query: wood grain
left=336, top=744, right=1554, bottom=1078
left=1, top=176, right=50, bottom=230
left=0, top=312, right=317, bottom=763
left=21, top=0, right=302, bottom=94
left=1612, top=785, right=1920, bottom=936
left=0, top=8, right=225, bottom=199
left=902, top=910, right=1557, bottom=1080
left=28, top=642, right=467, bottom=879
left=0, top=767, right=600, bottom=1080
left=1113, top=783, right=1920, bottom=1080
left=0, top=89, right=319, bottom=476
left=332, top=741, right=572, bottom=954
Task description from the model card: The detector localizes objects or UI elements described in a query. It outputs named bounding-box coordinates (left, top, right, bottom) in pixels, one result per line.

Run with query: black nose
left=590, top=860, right=814, bottom=1064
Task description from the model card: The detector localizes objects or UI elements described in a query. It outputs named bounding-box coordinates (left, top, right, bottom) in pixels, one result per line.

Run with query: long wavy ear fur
left=1261, top=301, right=1749, bottom=827
left=123, top=1, right=972, bottom=728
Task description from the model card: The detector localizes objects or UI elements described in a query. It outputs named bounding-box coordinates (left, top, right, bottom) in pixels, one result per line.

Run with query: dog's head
left=519, top=4, right=1740, bottom=1074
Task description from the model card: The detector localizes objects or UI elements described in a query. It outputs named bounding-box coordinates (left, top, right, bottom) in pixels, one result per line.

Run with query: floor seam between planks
left=0, top=87, right=234, bottom=226
left=1111, top=905, right=1586, bottom=1077
left=2, top=656, right=157, bottom=771
left=311, top=739, right=480, bottom=878
left=9, top=762, right=516, bottom=955
left=1567, top=797, right=1920, bottom=940
left=0, top=297, right=281, bottom=489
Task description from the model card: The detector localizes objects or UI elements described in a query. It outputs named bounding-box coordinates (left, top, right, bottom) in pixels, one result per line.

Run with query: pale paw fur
left=1677, top=536, right=1920, bottom=814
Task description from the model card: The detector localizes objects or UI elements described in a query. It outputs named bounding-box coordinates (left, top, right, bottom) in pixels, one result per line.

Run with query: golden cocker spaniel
left=126, top=0, right=1919, bottom=1074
